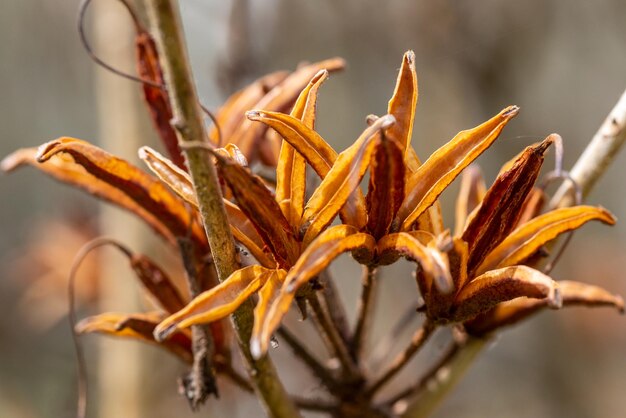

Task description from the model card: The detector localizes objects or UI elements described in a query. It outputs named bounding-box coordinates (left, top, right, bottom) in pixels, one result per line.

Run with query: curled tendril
left=537, top=134, right=583, bottom=274
left=78, top=0, right=224, bottom=149
left=78, top=0, right=163, bottom=88
left=68, top=237, right=133, bottom=418
left=200, top=103, right=223, bottom=145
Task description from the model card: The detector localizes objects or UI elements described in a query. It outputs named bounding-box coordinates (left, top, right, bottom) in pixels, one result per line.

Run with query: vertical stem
left=142, top=1, right=300, bottom=417
left=144, top=0, right=237, bottom=280
left=351, top=265, right=378, bottom=360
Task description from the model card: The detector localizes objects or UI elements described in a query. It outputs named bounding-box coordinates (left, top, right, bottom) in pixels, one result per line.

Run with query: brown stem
left=177, top=238, right=218, bottom=408
left=399, top=337, right=487, bottom=418
left=308, top=293, right=361, bottom=381
left=366, top=321, right=435, bottom=396
left=142, top=1, right=300, bottom=417
left=351, top=265, right=378, bottom=360
left=319, top=269, right=351, bottom=343
left=370, top=305, right=420, bottom=368
left=215, top=356, right=254, bottom=393
left=383, top=341, right=460, bottom=406
left=277, top=326, right=338, bottom=389
left=292, top=396, right=337, bottom=413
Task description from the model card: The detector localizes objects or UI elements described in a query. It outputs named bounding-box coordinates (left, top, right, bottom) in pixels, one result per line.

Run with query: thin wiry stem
left=399, top=337, right=487, bottom=418
left=307, top=293, right=361, bottom=381
left=215, top=356, right=253, bottom=393
left=78, top=0, right=164, bottom=88
left=370, top=304, right=420, bottom=368
left=142, top=1, right=300, bottom=417
left=277, top=326, right=338, bottom=389
left=366, top=321, right=435, bottom=396
left=319, top=269, right=351, bottom=343
left=383, top=341, right=460, bottom=407
left=68, top=237, right=134, bottom=418
left=351, top=265, right=378, bottom=360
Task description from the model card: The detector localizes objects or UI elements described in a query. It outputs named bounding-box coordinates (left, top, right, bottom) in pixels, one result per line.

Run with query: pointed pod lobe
left=77, top=312, right=193, bottom=364
left=300, top=115, right=395, bottom=245
left=251, top=269, right=288, bottom=358
left=213, top=151, right=300, bottom=268
left=229, top=58, right=346, bottom=163
left=276, top=70, right=328, bottom=228
left=451, top=265, right=561, bottom=323
left=36, top=139, right=206, bottom=247
left=477, top=206, right=616, bottom=273
left=2, top=147, right=179, bottom=245
left=129, top=253, right=186, bottom=314
left=366, top=134, right=406, bottom=239
left=387, top=50, right=418, bottom=155
left=135, top=32, right=186, bottom=169
left=376, top=232, right=453, bottom=294
left=285, top=225, right=376, bottom=293
left=396, top=106, right=519, bottom=231
left=465, top=280, right=624, bottom=335
left=462, top=137, right=552, bottom=275
left=154, top=265, right=274, bottom=341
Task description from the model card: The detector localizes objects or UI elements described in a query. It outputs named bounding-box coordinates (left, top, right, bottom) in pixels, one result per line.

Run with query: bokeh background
left=1, top=1, right=625, bottom=417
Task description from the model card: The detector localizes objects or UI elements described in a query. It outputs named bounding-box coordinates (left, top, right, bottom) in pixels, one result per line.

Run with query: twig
left=68, top=238, right=136, bottom=418
left=370, top=305, right=420, bottom=368
left=78, top=0, right=162, bottom=87
left=319, top=269, right=351, bottom=343
left=143, top=1, right=301, bottom=417
left=67, top=238, right=134, bottom=418
left=551, top=88, right=626, bottom=208
left=383, top=341, right=460, bottom=406
left=351, top=265, right=378, bottom=360
left=307, top=293, right=361, bottom=381
left=215, top=356, right=254, bottom=393
left=277, top=326, right=338, bottom=389
left=399, top=338, right=487, bottom=418
left=366, top=321, right=435, bottom=396
left=292, top=396, right=338, bottom=413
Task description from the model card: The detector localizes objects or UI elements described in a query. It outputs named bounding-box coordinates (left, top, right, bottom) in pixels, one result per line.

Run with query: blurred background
left=1, top=0, right=625, bottom=417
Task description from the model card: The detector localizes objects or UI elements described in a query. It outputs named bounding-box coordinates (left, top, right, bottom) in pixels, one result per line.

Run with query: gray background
left=1, top=1, right=625, bottom=417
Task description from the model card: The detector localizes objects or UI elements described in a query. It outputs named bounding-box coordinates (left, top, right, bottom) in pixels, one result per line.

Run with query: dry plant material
left=151, top=54, right=622, bottom=369
left=4, top=44, right=624, bottom=418
left=34, top=138, right=207, bottom=248
left=135, top=29, right=186, bottom=169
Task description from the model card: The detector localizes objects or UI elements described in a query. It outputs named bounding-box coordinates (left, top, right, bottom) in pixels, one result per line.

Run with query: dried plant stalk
left=142, top=1, right=300, bottom=416
left=551, top=88, right=626, bottom=207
